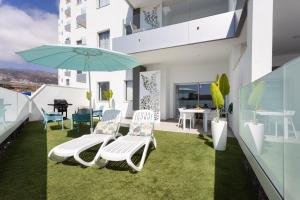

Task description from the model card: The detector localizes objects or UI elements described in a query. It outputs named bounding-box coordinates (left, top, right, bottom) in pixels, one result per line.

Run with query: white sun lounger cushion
left=128, top=122, right=153, bottom=136
left=94, top=121, right=119, bottom=135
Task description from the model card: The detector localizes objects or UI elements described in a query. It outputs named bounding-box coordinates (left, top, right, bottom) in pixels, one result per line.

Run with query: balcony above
left=65, top=7, right=71, bottom=18
left=64, top=70, right=71, bottom=77
left=76, top=13, right=86, bottom=28
left=64, top=24, right=71, bottom=32
left=76, top=74, right=86, bottom=83
left=113, top=11, right=243, bottom=54
left=126, top=0, right=161, bottom=8
left=64, top=38, right=71, bottom=45
left=113, top=0, right=246, bottom=54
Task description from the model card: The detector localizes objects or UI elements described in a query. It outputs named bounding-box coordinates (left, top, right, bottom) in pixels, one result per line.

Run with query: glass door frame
left=174, top=81, right=212, bottom=118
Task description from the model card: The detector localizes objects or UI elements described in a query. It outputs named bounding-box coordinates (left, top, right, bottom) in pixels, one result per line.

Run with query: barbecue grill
left=48, top=99, right=72, bottom=118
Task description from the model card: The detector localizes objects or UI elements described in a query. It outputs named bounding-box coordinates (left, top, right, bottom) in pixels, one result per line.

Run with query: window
left=77, top=0, right=82, bottom=5
left=66, top=79, right=70, bottom=86
left=98, top=30, right=110, bottom=49
left=65, top=38, right=71, bottom=44
left=98, top=82, right=110, bottom=101
left=125, top=81, right=133, bottom=101
left=77, top=70, right=82, bottom=74
left=175, top=83, right=213, bottom=115
left=98, top=0, right=110, bottom=8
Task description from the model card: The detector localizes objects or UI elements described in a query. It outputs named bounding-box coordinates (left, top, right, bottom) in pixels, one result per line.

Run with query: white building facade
left=57, top=1, right=300, bottom=198
left=58, top=0, right=300, bottom=133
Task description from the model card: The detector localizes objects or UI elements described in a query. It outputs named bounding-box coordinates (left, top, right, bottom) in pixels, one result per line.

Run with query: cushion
left=94, top=120, right=118, bottom=135
left=129, top=122, right=153, bottom=136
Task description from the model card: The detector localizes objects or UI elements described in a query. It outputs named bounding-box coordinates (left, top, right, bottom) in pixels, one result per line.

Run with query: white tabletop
left=181, top=108, right=211, bottom=114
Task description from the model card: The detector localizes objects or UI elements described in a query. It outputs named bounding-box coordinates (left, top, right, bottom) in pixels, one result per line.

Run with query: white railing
left=0, top=87, right=30, bottom=144
left=113, top=11, right=237, bottom=54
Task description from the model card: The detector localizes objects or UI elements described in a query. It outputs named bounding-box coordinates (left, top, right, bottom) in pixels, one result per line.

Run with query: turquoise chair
left=41, top=108, right=64, bottom=130
left=72, top=108, right=91, bottom=132
left=93, top=105, right=104, bottom=120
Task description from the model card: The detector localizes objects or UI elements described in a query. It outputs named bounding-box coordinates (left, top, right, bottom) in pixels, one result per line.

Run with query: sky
left=0, top=0, right=59, bottom=72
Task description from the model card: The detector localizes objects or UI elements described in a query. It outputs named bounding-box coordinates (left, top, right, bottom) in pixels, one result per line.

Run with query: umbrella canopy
left=16, top=45, right=139, bottom=71
left=17, top=44, right=140, bottom=133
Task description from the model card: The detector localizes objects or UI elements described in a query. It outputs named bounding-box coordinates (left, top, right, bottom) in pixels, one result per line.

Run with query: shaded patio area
left=121, top=118, right=235, bottom=136
left=0, top=120, right=255, bottom=200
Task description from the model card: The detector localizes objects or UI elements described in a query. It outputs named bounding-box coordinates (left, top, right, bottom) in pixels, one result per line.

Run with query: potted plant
left=247, top=81, right=265, bottom=154
left=103, top=89, right=113, bottom=108
left=210, top=74, right=230, bottom=151
left=86, top=91, right=92, bottom=101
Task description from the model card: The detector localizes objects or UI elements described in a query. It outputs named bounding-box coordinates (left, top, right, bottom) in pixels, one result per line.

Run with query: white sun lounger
left=48, top=109, right=121, bottom=167
left=99, top=110, right=156, bottom=171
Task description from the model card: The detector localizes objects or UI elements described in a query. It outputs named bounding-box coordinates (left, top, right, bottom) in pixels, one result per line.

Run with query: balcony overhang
left=126, top=0, right=161, bottom=8
left=76, top=14, right=86, bottom=28
left=64, top=24, right=71, bottom=32
left=65, top=7, right=71, bottom=17
left=113, top=11, right=243, bottom=54
left=76, top=74, right=87, bottom=83
left=130, top=36, right=243, bottom=66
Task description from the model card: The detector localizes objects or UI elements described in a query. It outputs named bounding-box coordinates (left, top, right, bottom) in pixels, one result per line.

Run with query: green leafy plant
left=248, top=81, right=265, bottom=124
left=86, top=91, right=91, bottom=101
left=210, top=73, right=230, bottom=122
left=103, top=89, right=113, bottom=107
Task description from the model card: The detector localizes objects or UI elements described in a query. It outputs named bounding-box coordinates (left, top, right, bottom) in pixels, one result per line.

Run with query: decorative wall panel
left=139, top=71, right=160, bottom=122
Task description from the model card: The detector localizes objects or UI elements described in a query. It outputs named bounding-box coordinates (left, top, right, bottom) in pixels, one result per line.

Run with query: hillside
left=0, top=68, right=57, bottom=92
left=0, top=68, right=57, bottom=85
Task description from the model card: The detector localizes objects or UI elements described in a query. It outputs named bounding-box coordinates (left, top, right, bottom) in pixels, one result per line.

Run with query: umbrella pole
left=88, top=71, right=93, bottom=134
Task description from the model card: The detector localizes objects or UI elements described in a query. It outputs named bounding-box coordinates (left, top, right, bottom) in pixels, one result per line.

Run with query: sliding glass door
left=175, top=83, right=212, bottom=116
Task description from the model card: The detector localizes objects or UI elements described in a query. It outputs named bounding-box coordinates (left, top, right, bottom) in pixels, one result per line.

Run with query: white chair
left=274, top=111, right=297, bottom=138
left=98, top=110, right=156, bottom=172
left=48, top=109, right=122, bottom=167
left=130, top=21, right=144, bottom=33
left=178, top=108, right=194, bottom=130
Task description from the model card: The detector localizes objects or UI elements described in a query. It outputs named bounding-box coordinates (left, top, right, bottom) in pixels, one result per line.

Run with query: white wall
left=30, top=85, right=89, bottom=121
left=58, top=70, right=88, bottom=89
left=248, top=0, right=273, bottom=81
left=89, top=70, right=133, bottom=118
left=146, top=61, right=228, bottom=120
left=228, top=0, right=273, bottom=136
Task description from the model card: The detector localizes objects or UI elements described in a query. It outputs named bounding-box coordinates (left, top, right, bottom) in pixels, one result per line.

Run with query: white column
left=248, top=0, right=273, bottom=81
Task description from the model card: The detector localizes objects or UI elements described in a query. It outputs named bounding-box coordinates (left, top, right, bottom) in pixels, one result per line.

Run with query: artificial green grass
left=0, top=121, right=256, bottom=200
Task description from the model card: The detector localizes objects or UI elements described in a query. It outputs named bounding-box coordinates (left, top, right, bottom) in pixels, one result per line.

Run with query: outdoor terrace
left=0, top=120, right=256, bottom=200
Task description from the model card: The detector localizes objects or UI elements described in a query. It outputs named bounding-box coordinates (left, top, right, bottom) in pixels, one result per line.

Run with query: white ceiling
left=132, top=38, right=242, bottom=66
left=273, top=0, right=300, bottom=55
left=126, top=0, right=162, bottom=8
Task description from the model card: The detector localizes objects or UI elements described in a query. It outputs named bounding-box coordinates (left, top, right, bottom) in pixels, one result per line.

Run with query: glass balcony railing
left=240, top=57, right=300, bottom=199
left=65, top=7, right=71, bottom=18
left=124, top=0, right=246, bottom=35
left=0, top=87, right=30, bottom=144
left=64, top=70, right=71, bottom=77
left=65, top=23, right=71, bottom=32
left=76, top=13, right=86, bottom=28
left=76, top=74, right=87, bottom=83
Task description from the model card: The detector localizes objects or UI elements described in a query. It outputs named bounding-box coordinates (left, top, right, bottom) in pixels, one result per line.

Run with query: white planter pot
left=247, top=122, right=264, bottom=154
left=211, top=119, right=227, bottom=151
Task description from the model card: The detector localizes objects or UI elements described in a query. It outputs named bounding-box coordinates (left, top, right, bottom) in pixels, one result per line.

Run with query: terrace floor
left=0, top=120, right=256, bottom=200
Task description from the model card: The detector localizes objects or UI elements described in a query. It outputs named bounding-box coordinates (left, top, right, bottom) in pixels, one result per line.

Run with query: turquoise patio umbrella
left=17, top=44, right=139, bottom=133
